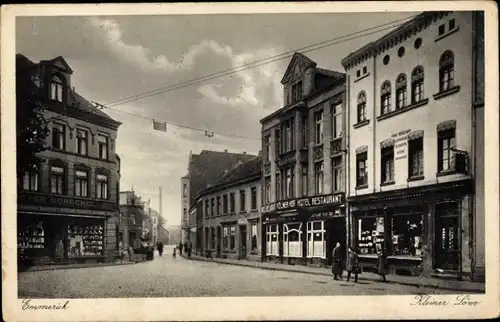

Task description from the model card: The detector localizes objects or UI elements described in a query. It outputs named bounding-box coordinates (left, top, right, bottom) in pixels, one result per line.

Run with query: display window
left=18, top=220, right=45, bottom=250
left=357, top=216, right=385, bottom=255
left=307, top=220, right=325, bottom=258
left=266, top=224, right=279, bottom=256
left=283, top=222, right=302, bottom=258
left=67, top=221, right=104, bottom=257
left=390, top=213, right=423, bottom=257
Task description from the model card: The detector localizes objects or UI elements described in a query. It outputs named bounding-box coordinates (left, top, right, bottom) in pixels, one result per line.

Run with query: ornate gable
left=281, top=52, right=317, bottom=85
left=50, top=56, right=73, bottom=74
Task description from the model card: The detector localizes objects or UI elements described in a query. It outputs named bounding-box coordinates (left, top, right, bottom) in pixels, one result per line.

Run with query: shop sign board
left=390, top=129, right=411, bottom=161
left=18, top=192, right=117, bottom=211
left=261, top=193, right=344, bottom=214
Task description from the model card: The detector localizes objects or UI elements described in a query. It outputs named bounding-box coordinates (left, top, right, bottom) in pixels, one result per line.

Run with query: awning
left=18, top=210, right=107, bottom=219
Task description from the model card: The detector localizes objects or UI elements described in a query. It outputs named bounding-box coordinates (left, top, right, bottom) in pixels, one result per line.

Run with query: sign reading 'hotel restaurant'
left=261, top=193, right=344, bottom=214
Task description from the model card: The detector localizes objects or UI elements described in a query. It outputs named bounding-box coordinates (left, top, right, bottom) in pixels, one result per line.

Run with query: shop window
left=331, top=103, right=342, bottom=139
left=96, top=174, right=108, bottom=199
left=358, top=216, right=385, bottom=255
left=266, top=224, right=279, bottom=256
left=98, top=134, right=109, bottom=160
left=291, top=81, right=303, bottom=104
left=381, top=146, right=395, bottom=184
left=52, top=123, right=65, bottom=150
left=409, top=137, right=424, bottom=177
left=67, top=222, right=104, bottom=257
left=264, top=177, right=272, bottom=203
left=315, top=110, right=324, bottom=145
left=332, top=157, right=343, bottom=192
left=22, top=169, right=39, bottom=191
left=50, top=75, right=64, bottom=102
left=50, top=165, right=65, bottom=195
left=223, top=194, right=228, bottom=214
left=380, top=81, right=392, bottom=115
left=356, top=152, right=368, bottom=187
left=301, top=166, right=308, bottom=197
left=223, top=227, right=228, bottom=249
left=251, top=187, right=258, bottom=210
left=390, top=213, right=423, bottom=257
left=438, top=128, right=456, bottom=172
left=230, top=226, right=236, bottom=250
left=76, top=128, right=88, bottom=155
left=18, top=220, right=45, bottom=250
left=229, top=193, right=235, bottom=213
left=307, top=221, right=325, bottom=258
left=302, top=116, right=308, bottom=149
left=75, top=169, right=89, bottom=197
left=357, top=91, right=367, bottom=123
left=251, top=223, right=258, bottom=251
left=395, top=73, right=407, bottom=110
left=239, top=190, right=246, bottom=212
left=411, top=66, right=425, bottom=104
left=283, top=223, right=303, bottom=258
left=314, top=162, right=324, bottom=194
left=439, top=51, right=455, bottom=92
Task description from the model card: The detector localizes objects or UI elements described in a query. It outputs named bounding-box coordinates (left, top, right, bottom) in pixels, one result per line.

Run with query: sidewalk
left=19, top=260, right=138, bottom=273
left=185, top=254, right=485, bottom=293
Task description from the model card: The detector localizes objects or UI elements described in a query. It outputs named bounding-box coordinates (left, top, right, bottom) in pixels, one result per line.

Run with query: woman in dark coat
left=346, top=246, right=359, bottom=283
left=377, top=247, right=389, bottom=282
left=331, top=242, right=343, bottom=280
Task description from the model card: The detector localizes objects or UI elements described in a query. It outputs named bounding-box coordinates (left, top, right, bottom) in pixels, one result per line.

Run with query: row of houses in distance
left=182, top=11, right=485, bottom=282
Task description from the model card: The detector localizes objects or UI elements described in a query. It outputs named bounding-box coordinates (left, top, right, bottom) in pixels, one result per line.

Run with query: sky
left=16, top=11, right=418, bottom=226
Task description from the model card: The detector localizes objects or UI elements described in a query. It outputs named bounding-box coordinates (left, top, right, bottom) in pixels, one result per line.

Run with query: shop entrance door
left=45, top=218, right=67, bottom=262
left=326, top=217, right=346, bottom=266
left=239, top=225, right=247, bottom=260
left=435, top=215, right=459, bottom=270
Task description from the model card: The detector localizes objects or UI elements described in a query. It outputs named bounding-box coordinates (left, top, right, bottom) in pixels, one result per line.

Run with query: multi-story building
left=180, top=149, right=256, bottom=246
left=341, top=11, right=484, bottom=280
left=260, top=52, right=347, bottom=267
left=119, top=191, right=146, bottom=250
left=196, top=155, right=262, bottom=261
left=16, top=54, right=121, bottom=265
left=149, top=208, right=160, bottom=246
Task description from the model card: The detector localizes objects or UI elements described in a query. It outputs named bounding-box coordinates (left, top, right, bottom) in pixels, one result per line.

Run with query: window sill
left=250, top=251, right=259, bottom=255
left=433, top=85, right=461, bottom=100
left=250, top=208, right=258, bottom=212
left=355, top=184, right=368, bottom=190
left=380, top=181, right=395, bottom=187
left=436, top=169, right=456, bottom=177
left=407, top=175, right=425, bottom=182
left=353, top=119, right=370, bottom=129
left=354, top=72, right=370, bottom=83
left=435, top=26, right=460, bottom=42
left=376, top=98, right=429, bottom=122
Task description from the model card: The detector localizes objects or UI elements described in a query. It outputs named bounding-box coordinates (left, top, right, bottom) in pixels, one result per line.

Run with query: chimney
left=224, top=149, right=228, bottom=153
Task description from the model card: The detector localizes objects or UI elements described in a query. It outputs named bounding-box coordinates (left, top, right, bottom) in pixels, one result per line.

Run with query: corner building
left=342, top=11, right=484, bottom=281
left=260, top=53, right=347, bottom=267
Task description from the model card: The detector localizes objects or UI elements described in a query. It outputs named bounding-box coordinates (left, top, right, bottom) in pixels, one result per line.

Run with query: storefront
left=348, top=179, right=474, bottom=278
left=262, top=192, right=345, bottom=267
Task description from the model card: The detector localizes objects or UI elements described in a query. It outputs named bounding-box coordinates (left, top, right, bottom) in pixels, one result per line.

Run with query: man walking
left=331, top=242, right=343, bottom=280
left=178, top=242, right=183, bottom=256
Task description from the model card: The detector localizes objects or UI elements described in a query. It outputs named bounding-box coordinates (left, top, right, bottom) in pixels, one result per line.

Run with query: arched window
left=380, top=81, right=392, bottom=115
left=357, top=91, right=367, bottom=123
left=439, top=51, right=455, bottom=92
left=411, top=66, right=425, bottom=104
left=396, top=73, right=407, bottom=109
left=50, top=75, right=64, bottom=102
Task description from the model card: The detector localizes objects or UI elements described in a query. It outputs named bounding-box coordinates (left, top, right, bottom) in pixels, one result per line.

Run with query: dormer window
left=50, top=75, right=64, bottom=102
left=291, top=81, right=303, bottom=104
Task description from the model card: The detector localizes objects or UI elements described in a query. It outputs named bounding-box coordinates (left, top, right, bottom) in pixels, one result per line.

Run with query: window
left=230, top=226, right=236, bottom=250
left=396, top=74, right=407, bottom=109
left=251, top=223, right=258, bottom=251
left=98, top=135, right=109, bottom=159
left=216, top=196, right=221, bottom=215
left=291, top=81, right=303, bottom=104
left=409, top=137, right=424, bottom=178
left=223, top=227, right=229, bottom=249
left=96, top=174, right=108, bottom=199
left=52, top=123, right=65, bottom=150
left=363, top=66, right=367, bottom=74
left=263, top=135, right=271, bottom=162
left=357, top=92, right=367, bottom=123
left=356, top=152, right=368, bottom=187
left=129, top=213, right=136, bottom=225
left=438, top=128, right=456, bottom=172
left=302, top=166, right=308, bottom=196
left=307, top=221, right=325, bottom=258
left=264, top=177, right=271, bottom=203
left=391, top=213, right=423, bottom=256
left=315, top=110, right=323, bottom=145
left=275, top=129, right=280, bottom=157
left=383, top=55, right=390, bottom=65
left=331, top=103, right=342, bottom=138
left=439, top=51, right=455, bottom=92
left=449, top=19, right=455, bottom=30
left=283, top=223, right=303, bottom=257
left=332, top=157, right=342, bottom=192
left=381, top=81, right=392, bottom=115
left=22, top=169, right=38, bottom=191
left=50, top=165, right=65, bottom=194
left=414, top=38, right=423, bottom=49
left=239, top=190, right=246, bottom=212
left=266, top=224, right=279, bottom=256
left=251, top=187, right=257, bottom=210
left=411, top=66, right=425, bottom=103
left=356, top=70, right=361, bottom=78
left=275, top=171, right=281, bottom=201
left=182, top=184, right=187, bottom=197
left=438, top=24, right=446, bottom=36
left=358, top=216, right=385, bottom=255
left=381, top=146, right=395, bottom=184
left=314, top=162, right=324, bottom=194
left=75, top=170, right=89, bottom=197
left=76, top=129, right=88, bottom=155
left=398, top=47, right=405, bottom=57
left=301, top=116, right=308, bottom=148
left=211, top=198, right=215, bottom=217
left=50, top=75, right=64, bottom=102
left=281, top=118, right=295, bottom=153
left=283, top=167, right=294, bottom=199
left=223, top=195, right=228, bottom=214
left=229, top=193, right=235, bottom=213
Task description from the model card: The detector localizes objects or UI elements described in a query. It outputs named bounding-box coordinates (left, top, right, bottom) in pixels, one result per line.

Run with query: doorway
left=434, top=202, right=460, bottom=270
left=239, top=225, right=247, bottom=260
left=216, top=226, right=221, bottom=257
left=326, top=217, right=346, bottom=266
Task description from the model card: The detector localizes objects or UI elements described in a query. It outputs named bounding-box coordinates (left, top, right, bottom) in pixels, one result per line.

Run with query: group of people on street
left=331, top=242, right=389, bottom=283
left=174, top=241, right=192, bottom=259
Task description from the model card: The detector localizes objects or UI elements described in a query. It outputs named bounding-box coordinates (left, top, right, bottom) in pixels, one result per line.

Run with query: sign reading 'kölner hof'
left=261, top=193, right=344, bottom=214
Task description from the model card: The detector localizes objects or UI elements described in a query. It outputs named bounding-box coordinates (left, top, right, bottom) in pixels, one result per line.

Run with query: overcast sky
left=16, top=11, right=418, bottom=226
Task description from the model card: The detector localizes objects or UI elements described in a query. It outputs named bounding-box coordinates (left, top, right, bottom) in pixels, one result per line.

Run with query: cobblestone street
left=18, top=246, right=459, bottom=298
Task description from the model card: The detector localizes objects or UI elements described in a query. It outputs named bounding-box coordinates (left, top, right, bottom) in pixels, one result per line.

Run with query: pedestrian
left=346, top=246, right=360, bottom=283
left=187, top=242, right=192, bottom=258
left=178, top=242, right=183, bottom=256
left=172, top=246, right=177, bottom=259
left=331, top=242, right=343, bottom=280
left=157, top=241, right=164, bottom=256
left=377, top=246, right=389, bottom=282
left=184, top=242, right=189, bottom=257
